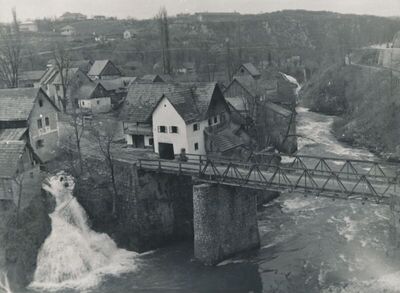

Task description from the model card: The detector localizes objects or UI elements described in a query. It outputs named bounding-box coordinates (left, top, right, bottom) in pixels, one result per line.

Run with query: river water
left=22, top=107, right=400, bottom=293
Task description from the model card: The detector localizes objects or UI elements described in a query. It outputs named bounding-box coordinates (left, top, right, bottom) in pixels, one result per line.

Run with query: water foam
left=29, top=172, right=138, bottom=292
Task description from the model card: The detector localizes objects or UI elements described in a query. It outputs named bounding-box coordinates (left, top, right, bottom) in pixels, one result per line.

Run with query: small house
left=234, top=63, right=261, bottom=80
left=88, top=60, right=122, bottom=80
left=20, top=21, right=38, bottom=33
left=60, top=25, right=76, bottom=37
left=19, top=70, right=45, bottom=88
left=77, top=83, right=111, bottom=113
left=123, top=29, right=138, bottom=40
left=0, top=88, right=60, bottom=162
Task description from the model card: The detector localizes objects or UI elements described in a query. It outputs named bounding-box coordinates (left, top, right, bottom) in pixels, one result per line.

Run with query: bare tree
left=90, top=124, right=119, bottom=215
left=13, top=172, right=25, bottom=227
left=52, top=43, right=71, bottom=112
left=157, top=7, right=172, bottom=75
left=0, top=8, right=21, bottom=88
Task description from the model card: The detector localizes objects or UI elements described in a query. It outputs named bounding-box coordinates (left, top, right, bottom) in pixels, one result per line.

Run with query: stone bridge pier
left=390, top=193, right=400, bottom=252
left=193, top=183, right=260, bottom=265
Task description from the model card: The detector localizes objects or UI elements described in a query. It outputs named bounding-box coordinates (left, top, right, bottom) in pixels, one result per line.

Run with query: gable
left=206, top=85, right=230, bottom=118
left=101, top=61, right=121, bottom=76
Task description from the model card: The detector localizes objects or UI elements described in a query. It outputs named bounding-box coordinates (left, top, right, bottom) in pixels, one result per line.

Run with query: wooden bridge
left=137, top=154, right=400, bottom=205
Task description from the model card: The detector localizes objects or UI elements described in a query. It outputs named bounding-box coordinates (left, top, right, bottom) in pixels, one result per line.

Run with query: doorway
left=159, top=143, right=174, bottom=160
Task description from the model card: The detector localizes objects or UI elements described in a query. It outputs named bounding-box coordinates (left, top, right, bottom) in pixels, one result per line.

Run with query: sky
left=0, top=0, right=400, bottom=22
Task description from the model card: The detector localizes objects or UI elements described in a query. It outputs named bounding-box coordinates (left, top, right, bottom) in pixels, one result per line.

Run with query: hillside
left=301, top=63, right=400, bottom=158
left=18, top=10, right=400, bottom=83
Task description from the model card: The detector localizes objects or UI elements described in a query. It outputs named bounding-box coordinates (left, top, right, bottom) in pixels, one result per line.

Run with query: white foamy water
left=0, top=271, right=13, bottom=293
left=29, top=173, right=138, bottom=292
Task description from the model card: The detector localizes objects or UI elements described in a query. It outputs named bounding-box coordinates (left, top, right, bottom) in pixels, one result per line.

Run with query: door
left=133, top=135, right=145, bottom=148
left=159, top=143, right=174, bottom=160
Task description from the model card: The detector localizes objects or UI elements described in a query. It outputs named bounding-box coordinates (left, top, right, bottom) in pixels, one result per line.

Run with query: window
left=158, top=126, right=166, bottom=133
left=208, top=118, right=212, bottom=126
left=36, top=139, right=44, bottom=148
left=82, top=101, right=85, bottom=106
left=97, top=100, right=100, bottom=105
left=193, top=123, right=199, bottom=131
left=45, top=117, right=50, bottom=126
left=149, top=138, right=154, bottom=146
left=170, top=126, right=178, bottom=133
left=214, top=116, right=218, bottom=124
left=194, top=143, right=199, bottom=150
left=55, top=85, right=60, bottom=91
left=39, top=100, right=43, bottom=107
left=37, top=119, right=43, bottom=129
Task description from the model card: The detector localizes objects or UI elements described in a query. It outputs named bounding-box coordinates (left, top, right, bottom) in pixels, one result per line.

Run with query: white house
left=60, top=25, right=76, bottom=36
left=123, top=29, right=137, bottom=40
left=151, top=84, right=230, bottom=159
left=119, top=82, right=231, bottom=158
left=77, top=83, right=111, bottom=113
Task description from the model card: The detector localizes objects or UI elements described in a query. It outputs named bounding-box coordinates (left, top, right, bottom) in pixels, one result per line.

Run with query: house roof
left=76, top=83, right=107, bottom=100
left=0, top=128, right=27, bottom=141
left=140, top=74, right=165, bottom=83
left=208, top=124, right=245, bottom=152
left=0, top=88, right=41, bottom=121
left=0, top=141, right=26, bottom=178
left=70, top=60, right=93, bottom=73
left=265, top=101, right=292, bottom=117
left=88, top=60, right=120, bottom=77
left=97, top=77, right=136, bottom=91
left=240, top=63, right=261, bottom=77
left=19, top=70, right=45, bottom=81
left=52, top=68, right=80, bottom=85
left=0, top=88, right=58, bottom=121
left=120, top=82, right=220, bottom=124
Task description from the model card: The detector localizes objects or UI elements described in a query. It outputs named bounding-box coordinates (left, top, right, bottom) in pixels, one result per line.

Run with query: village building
left=19, top=21, right=38, bottom=33
left=37, top=67, right=93, bottom=112
left=234, top=63, right=261, bottom=80
left=0, top=88, right=60, bottom=162
left=19, top=70, right=45, bottom=88
left=123, top=29, right=138, bottom=40
left=59, top=12, right=87, bottom=21
left=60, top=25, right=77, bottom=37
left=87, top=60, right=122, bottom=80
left=96, top=77, right=136, bottom=106
left=77, top=82, right=111, bottom=113
left=119, top=82, right=248, bottom=159
left=139, top=74, right=166, bottom=83
left=0, top=141, right=42, bottom=206
left=177, top=62, right=196, bottom=75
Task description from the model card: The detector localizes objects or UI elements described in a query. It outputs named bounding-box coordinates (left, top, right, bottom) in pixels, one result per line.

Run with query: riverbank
left=301, top=63, right=400, bottom=161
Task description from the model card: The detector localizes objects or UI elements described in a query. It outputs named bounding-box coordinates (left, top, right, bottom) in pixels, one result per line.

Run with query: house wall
left=29, top=91, right=59, bottom=161
left=186, top=120, right=208, bottom=155
left=153, top=97, right=189, bottom=155
left=276, top=78, right=297, bottom=107
left=79, top=97, right=111, bottom=113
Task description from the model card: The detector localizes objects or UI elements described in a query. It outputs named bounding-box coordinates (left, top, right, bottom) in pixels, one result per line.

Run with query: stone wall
left=193, top=183, right=260, bottom=265
left=75, top=159, right=194, bottom=252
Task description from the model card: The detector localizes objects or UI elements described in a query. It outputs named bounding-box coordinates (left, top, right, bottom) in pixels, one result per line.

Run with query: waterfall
left=0, top=272, right=12, bottom=293
left=29, top=172, right=138, bottom=292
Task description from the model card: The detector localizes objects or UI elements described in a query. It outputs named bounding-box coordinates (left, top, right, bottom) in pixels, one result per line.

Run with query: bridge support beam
left=193, top=183, right=260, bottom=265
left=390, top=193, right=400, bottom=250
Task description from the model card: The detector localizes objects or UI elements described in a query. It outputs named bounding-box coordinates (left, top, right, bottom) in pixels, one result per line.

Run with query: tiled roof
left=265, top=101, right=292, bottom=117
left=210, top=128, right=244, bottom=152
left=0, top=128, right=27, bottom=141
left=120, top=82, right=218, bottom=124
left=97, top=77, right=136, bottom=91
left=0, top=141, right=26, bottom=178
left=0, top=88, right=40, bottom=121
left=140, top=74, right=165, bottom=83
left=120, top=83, right=180, bottom=123
left=52, top=68, right=80, bottom=84
left=241, top=63, right=261, bottom=77
left=75, top=83, right=98, bottom=99
left=88, top=60, right=120, bottom=77
left=19, top=70, right=45, bottom=81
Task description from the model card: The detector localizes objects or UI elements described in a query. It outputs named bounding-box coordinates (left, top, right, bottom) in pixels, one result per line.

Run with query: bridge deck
left=138, top=155, right=399, bottom=205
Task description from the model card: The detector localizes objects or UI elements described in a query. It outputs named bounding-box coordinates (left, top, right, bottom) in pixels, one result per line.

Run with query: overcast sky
left=0, top=0, right=399, bottom=21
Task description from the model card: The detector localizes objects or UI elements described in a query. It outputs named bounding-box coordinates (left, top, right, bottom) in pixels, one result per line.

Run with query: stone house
left=0, top=141, right=41, bottom=205
left=0, top=88, right=60, bottom=162
left=77, top=83, right=111, bottom=113
left=87, top=60, right=122, bottom=80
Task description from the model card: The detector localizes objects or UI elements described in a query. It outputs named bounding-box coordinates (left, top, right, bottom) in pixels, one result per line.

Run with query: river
left=21, top=107, right=400, bottom=293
